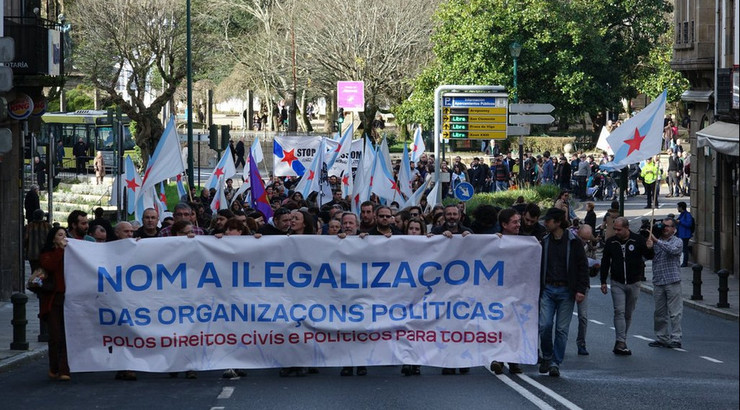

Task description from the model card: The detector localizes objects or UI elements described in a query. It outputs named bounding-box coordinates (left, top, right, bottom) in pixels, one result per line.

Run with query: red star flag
left=410, top=126, right=425, bottom=163
left=204, top=145, right=237, bottom=190
left=601, top=90, right=666, bottom=171
left=138, top=117, right=184, bottom=201
left=210, top=176, right=228, bottom=214
left=370, top=143, right=402, bottom=203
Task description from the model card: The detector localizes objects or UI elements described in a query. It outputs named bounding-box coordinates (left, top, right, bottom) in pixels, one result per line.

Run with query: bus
left=39, top=110, right=136, bottom=171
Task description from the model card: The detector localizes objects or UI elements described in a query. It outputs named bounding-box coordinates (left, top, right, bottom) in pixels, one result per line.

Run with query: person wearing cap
left=538, top=207, right=589, bottom=377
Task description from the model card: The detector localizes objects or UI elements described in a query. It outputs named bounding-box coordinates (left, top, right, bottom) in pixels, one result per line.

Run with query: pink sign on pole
left=337, top=81, right=365, bottom=111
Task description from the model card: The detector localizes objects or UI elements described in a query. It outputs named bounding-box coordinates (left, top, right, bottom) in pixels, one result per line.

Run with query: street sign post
left=440, top=93, right=508, bottom=140
left=433, top=85, right=507, bottom=205
left=509, top=103, right=555, bottom=113
left=509, top=114, right=555, bottom=124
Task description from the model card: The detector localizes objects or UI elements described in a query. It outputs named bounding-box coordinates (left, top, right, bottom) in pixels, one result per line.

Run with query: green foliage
left=47, top=84, right=95, bottom=112
left=519, top=136, right=578, bottom=155
left=633, top=26, right=690, bottom=104
left=443, top=184, right=561, bottom=221
left=401, top=0, right=672, bottom=128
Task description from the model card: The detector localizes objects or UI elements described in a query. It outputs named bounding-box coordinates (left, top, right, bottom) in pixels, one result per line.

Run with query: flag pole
left=649, top=153, right=661, bottom=228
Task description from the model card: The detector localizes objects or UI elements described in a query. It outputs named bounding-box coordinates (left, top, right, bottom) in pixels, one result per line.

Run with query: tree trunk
left=135, top=111, right=165, bottom=168
left=298, top=90, right=313, bottom=133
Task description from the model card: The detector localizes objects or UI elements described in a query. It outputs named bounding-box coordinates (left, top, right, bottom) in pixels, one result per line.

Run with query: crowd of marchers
left=22, top=146, right=693, bottom=382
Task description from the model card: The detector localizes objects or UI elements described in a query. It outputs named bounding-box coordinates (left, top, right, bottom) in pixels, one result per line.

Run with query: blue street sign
left=442, top=96, right=500, bottom=107
left=454, top=182, right=475, bottom=201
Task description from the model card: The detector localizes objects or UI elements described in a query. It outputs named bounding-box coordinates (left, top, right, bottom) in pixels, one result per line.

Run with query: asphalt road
left=2, top=275, right=737, bottom=410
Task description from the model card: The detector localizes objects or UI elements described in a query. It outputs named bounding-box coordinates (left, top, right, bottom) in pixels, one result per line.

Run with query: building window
left=684, top=21, right=689, bottom=44
left=676, top=24, right=682, bottom=44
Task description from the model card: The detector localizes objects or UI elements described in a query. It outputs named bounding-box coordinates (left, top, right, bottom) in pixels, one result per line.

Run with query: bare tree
left=286, top=0, right=437, bottom=139
left=217, top=0, right=437, bottom=137
left=68, top=0, right=206, bottom=162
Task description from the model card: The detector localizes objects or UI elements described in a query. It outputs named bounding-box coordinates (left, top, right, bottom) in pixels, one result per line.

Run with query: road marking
left=217, top=387, right=235, bottom=399
left=700, top=356, right=723, bottom=363
left=517, top=374, right=584, bottom=410
left=588, top=319, right=604, bottom=325
left=210, top=408, right=225, bottom=410
left=633, top=335, right=653, bottom=341
left=673, top=348, right=687, bottom=352
left=488, top=368, right=555, bottom=410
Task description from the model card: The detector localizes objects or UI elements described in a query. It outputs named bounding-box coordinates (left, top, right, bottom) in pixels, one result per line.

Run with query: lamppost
left=509, top=41, right=522, bottom=183
left=186, top=0, right=194, bottom=186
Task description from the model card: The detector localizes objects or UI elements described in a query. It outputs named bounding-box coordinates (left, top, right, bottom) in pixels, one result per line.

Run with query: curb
left=639, top=284, right=738, bottom=321
left=0, top=346, right=48, bottom=372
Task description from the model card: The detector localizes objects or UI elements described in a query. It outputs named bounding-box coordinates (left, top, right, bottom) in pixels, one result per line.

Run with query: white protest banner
left=328, top=138, right=363, bottom=177
left=64, top=235, right=541, bottom=372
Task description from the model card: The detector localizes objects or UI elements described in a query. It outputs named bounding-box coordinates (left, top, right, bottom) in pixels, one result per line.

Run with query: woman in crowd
left=39, top=226, right=70, bottom=381
left=280, top=209, right=316, bottom=377
left=326, top=219, right=341, bottom=235
left=400, top=218, right=429, bottom=376
left=172, top=220, right=194, bottom=236
left=289, top=209, right=316, bottom=235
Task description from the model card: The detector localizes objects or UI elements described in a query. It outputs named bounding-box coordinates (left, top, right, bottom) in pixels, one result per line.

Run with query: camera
left=639, top=219, right=664, bottom=239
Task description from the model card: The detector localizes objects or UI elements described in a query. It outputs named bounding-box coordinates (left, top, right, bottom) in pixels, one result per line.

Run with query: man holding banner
left=538, top=208, right=589, bottom=377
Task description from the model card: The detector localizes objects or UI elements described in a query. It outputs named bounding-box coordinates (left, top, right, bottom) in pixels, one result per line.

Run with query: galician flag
left=410, top=126, right=425, bottom=162
left=204, top=145, right=236, bottom=190
left=124, top=155, right=140, bottom=214
left=176, top=174, right=188, bottom=201
left=601, top=90, right=666, bottom=171
left=397, top=142, right=413, bottom=199
left=210, top=175, right=228, bottom=214
left=294, top=137, right=330, bottom=203
left=137, top=117, right=184, bottom=202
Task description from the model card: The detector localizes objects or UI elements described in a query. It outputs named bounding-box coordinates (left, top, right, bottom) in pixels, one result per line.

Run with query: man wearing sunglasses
left=368, top=205, right=402, bottom=237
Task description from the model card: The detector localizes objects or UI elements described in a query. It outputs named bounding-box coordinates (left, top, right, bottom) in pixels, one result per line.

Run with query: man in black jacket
left=600, top=217, right=653, bottom=355
left=538, top=208, right=589, bottom=377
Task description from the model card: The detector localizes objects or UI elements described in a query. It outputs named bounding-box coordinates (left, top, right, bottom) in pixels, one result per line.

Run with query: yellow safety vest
left=641, top=162, right=658, bottom=184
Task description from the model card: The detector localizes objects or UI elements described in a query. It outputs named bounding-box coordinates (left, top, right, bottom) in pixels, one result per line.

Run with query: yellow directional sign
left=440, top=93, right=509, bottom=140
left=442, top=130, right=507, bottom=140
left=468, top=115, right=506, bottom=123
left=442, top=123, right=506, bottom=131
left=468, top=107, right=506, bottom=115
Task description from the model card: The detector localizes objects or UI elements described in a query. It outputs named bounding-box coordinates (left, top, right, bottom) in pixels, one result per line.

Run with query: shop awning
left=696, top=121, right=739, bottom=156
left=681, top=90, right=713, bottom=103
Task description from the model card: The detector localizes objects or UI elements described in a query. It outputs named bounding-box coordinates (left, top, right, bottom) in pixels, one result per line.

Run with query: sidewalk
left=1, top=260, right=737, bottom=373
left=640, top=262, right=739, bottom=321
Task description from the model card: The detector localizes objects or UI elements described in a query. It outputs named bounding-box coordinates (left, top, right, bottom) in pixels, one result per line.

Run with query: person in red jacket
left=39, top=226, right=70, bottom=381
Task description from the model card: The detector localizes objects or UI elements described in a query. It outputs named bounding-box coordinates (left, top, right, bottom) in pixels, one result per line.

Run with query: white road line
left=488, top=368, right=555, bottom=410
left=210, top=407, right=225, bottom=410
left=633, top=335, right=653, bottom=341
left=609, top=326, right=615, bottom=330
left=673, top=348, right=688, bottom=352
left=517, top=373, right=584, bottom=410
left=700, top=356, right=723, bottom=363
left=588, top=319, right=604, bottom=325
left=217, top=387, right=235, bottom=399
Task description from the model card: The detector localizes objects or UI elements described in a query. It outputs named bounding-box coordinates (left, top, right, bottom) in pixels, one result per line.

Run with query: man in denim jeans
left=538, top=208, right=589, bottom=377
